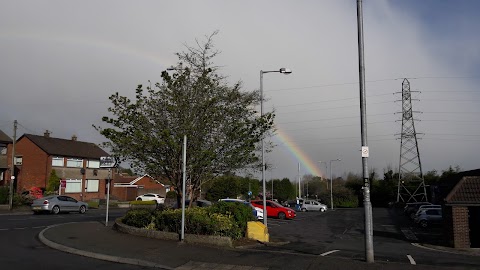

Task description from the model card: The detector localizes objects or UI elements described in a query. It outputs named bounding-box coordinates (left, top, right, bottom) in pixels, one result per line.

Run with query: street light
left=329, top=159, right=341, bottom=210
left=260, top=68, right=292, bottom=227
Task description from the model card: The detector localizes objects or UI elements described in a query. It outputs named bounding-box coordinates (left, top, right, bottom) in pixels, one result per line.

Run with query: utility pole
left=357, top=0, right=374, bottom=263
left=9, top=120, right=17, bottom=211
left=297, top=163, right=301, bottom=199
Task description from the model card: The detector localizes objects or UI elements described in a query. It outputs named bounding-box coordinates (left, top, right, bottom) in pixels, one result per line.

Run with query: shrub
left=208, top=201, right=255, bottom=233
left=0, top=186, right=8, bottom=204
left=166, top=191, right=177, bottom=198
left=122, top=208, right=154, bottom=228
left=129, top=200, right=156, bottom=205
left=88, top=201, right=100, bottom=209
left=13, top=193, right=34, bottom=206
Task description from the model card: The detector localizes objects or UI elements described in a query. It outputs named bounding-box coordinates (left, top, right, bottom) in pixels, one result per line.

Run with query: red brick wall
left=452, top=206, right=471, bottom=248
left=15, top=138, right=49, bottom=191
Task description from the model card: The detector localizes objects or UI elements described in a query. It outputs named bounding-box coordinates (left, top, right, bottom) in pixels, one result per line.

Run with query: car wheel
left=420, top=220, right=428, bottom=228
left=79, top=205, right=86, bottom=214
left=320, top=208, right=326, bottom=212
left=278, top=212, right=286, bottom=219
left=301, top=208, right=307, bottom=212
left=137, top=198, right=142, bottom=201
left=52, top=205, right=60, bottom=215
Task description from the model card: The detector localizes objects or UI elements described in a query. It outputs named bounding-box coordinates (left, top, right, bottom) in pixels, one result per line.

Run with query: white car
left=136, top=193, right=165, bottom=204
left=219, top=198, right=264, bottom=220
left=301, top=199, right=328, bottom=212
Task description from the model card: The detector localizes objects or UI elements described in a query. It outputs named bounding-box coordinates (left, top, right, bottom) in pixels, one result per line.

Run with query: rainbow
left=274, top=129, right=324, bottom=177
left=0, top=31, right=173, bottom=68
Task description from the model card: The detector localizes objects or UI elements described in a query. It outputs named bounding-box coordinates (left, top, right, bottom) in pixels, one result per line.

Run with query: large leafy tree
left=95, top=33, right=274, bottom=199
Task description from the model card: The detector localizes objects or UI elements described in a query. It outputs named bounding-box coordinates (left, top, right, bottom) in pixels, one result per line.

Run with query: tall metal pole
left=329, top=160, right=333, bottom=210
left=105, top=168, right=111, bottom=226
left=260, top=70, right=268, bottom=227
left=9, top=120, right=17, bottom=211
left=297, top=163, right=301, bottom=199
left=181, top=135, right=187, bottom=241
left=357, top=0, right=374, bottom=263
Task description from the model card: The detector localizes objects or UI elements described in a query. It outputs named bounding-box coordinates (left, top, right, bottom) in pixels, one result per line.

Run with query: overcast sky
left=1, top=0, right=479, bottom=181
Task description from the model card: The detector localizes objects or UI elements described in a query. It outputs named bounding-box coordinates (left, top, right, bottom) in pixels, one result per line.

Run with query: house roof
left=0, top=130, right=12, bottom=144
left=19, top=134, right=109, bottom=159
left=114, top=174, right=164, bottom=187
left=438, top=168, right=480, bottom=199
left=445, top=176, right=480, bottom=205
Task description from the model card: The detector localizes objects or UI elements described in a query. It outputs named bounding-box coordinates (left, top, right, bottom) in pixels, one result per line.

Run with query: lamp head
left=279, top=68, right=292, bottom=74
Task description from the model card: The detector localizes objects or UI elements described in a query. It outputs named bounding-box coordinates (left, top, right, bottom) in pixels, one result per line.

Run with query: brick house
left=14, top=131, right=111, bottom=202
left=443, top=175, right=480, bottom=248
left=0, top=129, right=13, bottom=187
left=112, top=174, right=170, bottom=201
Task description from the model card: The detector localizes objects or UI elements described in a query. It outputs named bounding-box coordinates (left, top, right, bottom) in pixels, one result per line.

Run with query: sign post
left=100, top=156, right=118, bottom=227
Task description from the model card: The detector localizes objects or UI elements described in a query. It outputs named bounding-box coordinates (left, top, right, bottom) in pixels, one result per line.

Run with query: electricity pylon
left=396, top=78, right=428, bottom=203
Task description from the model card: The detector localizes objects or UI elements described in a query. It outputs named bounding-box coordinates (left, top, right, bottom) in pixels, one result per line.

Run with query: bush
left=166, top=191, right=177, bottom=198
left=13, top=193, right=34, bottom=206
left=0, top=186, right=8, bottom=204
left=123, top=202, right=249, bottom=239
left=208, top=201, right=255, bottom=233
left=129, top=200, right=156, bottom=205
left=122, top=208, right=155, bottom=228
left=88, top=201, right=100, bottom=209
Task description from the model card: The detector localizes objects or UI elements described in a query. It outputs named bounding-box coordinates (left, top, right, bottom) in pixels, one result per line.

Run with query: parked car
left=414, top=208, right=443, bottom=228
left=219, top=198, right=264, bottom=220
left=135, top=193, right=165, bottom=204
left=404, top=202, right=432, bottom=219
left=251, top=200, right=296, bottom=220
left=175, top=199, right=212, bottom=208
left=301, top=200, right=328, bottom=212
left=31, top=195, right=88, bottom=214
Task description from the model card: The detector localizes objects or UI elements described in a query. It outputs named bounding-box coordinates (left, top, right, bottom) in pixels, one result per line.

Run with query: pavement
left=37, top=220, right=479, bottom=270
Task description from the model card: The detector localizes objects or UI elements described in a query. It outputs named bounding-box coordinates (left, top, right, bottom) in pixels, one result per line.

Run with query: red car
left=251, top=200, right=296, bottom=219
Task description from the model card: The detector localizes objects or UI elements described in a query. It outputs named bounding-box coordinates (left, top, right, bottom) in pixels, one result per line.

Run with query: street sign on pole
left=100, top=156, right=118, bottom=168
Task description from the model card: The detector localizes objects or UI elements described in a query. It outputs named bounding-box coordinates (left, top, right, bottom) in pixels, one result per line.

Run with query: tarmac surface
left=38, top=220, right=478, bottom=270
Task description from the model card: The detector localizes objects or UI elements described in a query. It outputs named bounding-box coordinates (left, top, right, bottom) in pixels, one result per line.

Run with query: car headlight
left=287, top=210, right=291, bottom=213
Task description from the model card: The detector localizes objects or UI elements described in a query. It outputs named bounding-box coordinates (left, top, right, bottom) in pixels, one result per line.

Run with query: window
left=66, top=158, right=83, bottom=168
left=65, top=179, right=82, bottom=193
left=14, top=156, right=22, bottom=165
left=52, top=156, right=64, bottom=167
left=86, top=179, right=99, bottom=192
left=0, top=147, right=6, bottom=155
left=87, top=160, right=100, bottom=168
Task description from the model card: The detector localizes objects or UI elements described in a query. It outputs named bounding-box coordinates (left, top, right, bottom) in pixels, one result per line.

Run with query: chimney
left=44, top=130, right=50, bottom=138
left=72, top=135, right=77, bottom=141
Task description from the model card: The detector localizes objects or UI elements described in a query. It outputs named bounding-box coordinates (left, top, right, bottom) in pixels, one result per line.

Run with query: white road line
left=32, top=226, right=46, bottom=229
left=0, top=228, right=8, bottom=231
left=320, top=250, right=340, bottom=256
left=407, top=254, right=416, bottom=265
left=14, top=227, right=26, bottom=230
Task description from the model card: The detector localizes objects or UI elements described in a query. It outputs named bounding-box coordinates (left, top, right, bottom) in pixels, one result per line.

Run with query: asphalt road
left=255, top=207, right=480, bottom=269
left=0, top=208, right=156, bottom=270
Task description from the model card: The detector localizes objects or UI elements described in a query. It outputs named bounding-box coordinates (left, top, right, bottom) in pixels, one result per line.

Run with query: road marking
left=14, top=227, right=26, bottom=230
left=32, top=226, right=46, bottom=229
left=0, top=228, right=8, bottom=231
left=401, top=228, right=418, bottom=241
left=407, top=254, right=416, bottom=265
left=320, top=250, right=340, bottom=256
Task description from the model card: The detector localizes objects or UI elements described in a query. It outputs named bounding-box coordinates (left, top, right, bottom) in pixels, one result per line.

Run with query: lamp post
left=260, top=68, right=292, bottom=227
left=329, top=159, right=341, bottom=210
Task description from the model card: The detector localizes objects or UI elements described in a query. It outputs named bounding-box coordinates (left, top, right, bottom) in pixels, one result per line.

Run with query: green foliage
left=271, top=178, right=296, bottom=202
left=0, top=186, right=8, bottom=204
left=13, top=193, right=34, bottom=206
left=46, top=169, right=60, bottom=192
left=208, top=201, right=255, bottom=233
left=94, top=32, right=274, bottom=201
left=87, top=201, right=99, bottom=209
left=123, top=208, right=155, bottom=228
left=129, top=200, right=156, bottom=205
left=205, top=174, right=260, bottom=202
left=166, top=191, right=177, bottom=198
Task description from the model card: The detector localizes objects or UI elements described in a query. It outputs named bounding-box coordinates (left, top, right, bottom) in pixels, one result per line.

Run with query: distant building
left=0, top=129, right=13, bottom=187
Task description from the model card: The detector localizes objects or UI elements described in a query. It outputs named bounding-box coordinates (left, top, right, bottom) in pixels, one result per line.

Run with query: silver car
left=301, top=200, right=328, bottom=212
left=31, top=195, right=88, bottom=214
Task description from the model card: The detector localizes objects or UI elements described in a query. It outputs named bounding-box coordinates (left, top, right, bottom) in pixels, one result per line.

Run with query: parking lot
left=247, top=207, right=480, bottom=268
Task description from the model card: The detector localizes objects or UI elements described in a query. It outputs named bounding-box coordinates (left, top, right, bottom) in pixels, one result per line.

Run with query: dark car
left=404, top=202, right=432, bottom=219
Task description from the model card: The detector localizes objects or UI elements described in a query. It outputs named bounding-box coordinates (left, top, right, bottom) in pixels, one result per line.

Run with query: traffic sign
left=100, top=156, right=118, bottom=168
